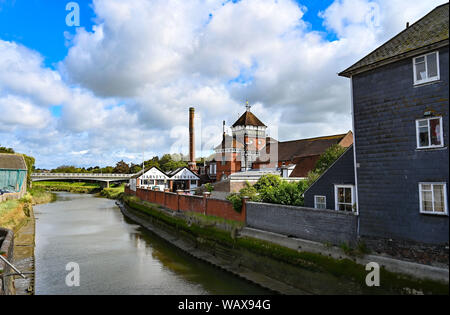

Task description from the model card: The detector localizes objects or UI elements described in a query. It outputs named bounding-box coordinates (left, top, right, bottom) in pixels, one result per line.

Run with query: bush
left=252, top=175, right=309, bottom=207
left=260, top=181, right=306, bottom=206
left=313, top=144, right=346, bottom=175
left=227, top=193, right=243, bottom=212
left=254, top=174, right=281, bottom=191
left=205, top=183, right=214, bottom=193
left=226, top=182, right=260, bottom=212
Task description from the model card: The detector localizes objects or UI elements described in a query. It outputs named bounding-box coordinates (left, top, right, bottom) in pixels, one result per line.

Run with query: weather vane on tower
left=245, top=100, right=251, bottom=112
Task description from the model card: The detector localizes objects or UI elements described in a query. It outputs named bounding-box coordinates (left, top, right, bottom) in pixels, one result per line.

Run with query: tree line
left=35, top=153, right=205, bottom=174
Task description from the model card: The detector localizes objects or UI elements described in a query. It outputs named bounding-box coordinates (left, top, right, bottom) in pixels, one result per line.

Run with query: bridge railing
left=31, top=173, right=133, bottom=178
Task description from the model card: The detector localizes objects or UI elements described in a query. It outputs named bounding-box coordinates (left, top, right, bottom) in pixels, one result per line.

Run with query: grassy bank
left=33, top=181, right=101, bottom=194
left=99, top=184, right=125, bottom=199
left=33, top=181, right=124, bottom=200
left=29, top=187, right=56, bottom=205
left=0, top=188, right=55, bottom=232
left=0, top=196, right=33, bottom=232
left=123, top=194, right=449, bottom=295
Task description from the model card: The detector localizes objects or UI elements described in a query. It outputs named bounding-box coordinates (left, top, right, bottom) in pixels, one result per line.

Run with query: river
left=34, top=192, right=270, bottom=295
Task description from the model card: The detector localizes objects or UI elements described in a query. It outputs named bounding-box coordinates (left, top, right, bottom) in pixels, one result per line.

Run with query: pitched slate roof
left=0, top=154, right=27, bottom=170
left=339, top=3, right=449, bottom=77
left=232, top=110, right=267, bottom=127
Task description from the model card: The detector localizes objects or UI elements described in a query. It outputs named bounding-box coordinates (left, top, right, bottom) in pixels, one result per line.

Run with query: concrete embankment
left=119, top=197, right=449, bottom=295
left=118, top=201, right=304, bottom=295
left=12, top=206, right=35, bottom=295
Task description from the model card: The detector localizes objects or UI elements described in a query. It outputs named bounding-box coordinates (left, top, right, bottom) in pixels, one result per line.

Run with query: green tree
left=0, top=145, right=15, bottom=154
left=129, top=163, right=143, bottom=174
left=144, top=156, right=160, bottom=169
left=101, top=166, right=115, bottom=174
left=113, top=160, right=130, bottom=174
left=51, top=165, right=80, bottom=173
left=313, top=144, right=347, bottom=174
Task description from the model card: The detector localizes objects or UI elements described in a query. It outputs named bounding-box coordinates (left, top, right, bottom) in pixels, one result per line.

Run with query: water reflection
left=34, top=192, right=270, bottom=295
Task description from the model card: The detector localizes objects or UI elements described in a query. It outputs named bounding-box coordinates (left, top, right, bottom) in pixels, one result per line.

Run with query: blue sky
left=0, top=0, right=335, bottom=66
left=0, top=0, right=96, bottom=67
left=0, top=0, right=446, bottom=168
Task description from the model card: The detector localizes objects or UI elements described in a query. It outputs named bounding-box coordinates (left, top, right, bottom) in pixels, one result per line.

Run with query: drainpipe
left=350, top=76, right=360, bottom=239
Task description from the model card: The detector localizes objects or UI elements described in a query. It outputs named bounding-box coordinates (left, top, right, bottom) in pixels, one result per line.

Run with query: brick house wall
left=352, top=46, right=449, bottom=245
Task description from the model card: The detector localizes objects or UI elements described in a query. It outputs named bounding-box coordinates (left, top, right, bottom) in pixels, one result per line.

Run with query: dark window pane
left=415, top=61, right=426, bottom=81
left=430, top=118, right=441, bottom=145
left=344, top=188, right=352, bottom=203
left=338, top=188, right=344, bottom=203
left=427, top=53, right=438, bottom=78
left=419, top=127, right=429, bottom=147
left=415, top=56, right=425, bottom=64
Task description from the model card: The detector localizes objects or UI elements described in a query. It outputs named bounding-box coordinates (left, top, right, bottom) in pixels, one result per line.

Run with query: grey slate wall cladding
left=246, top=202, right=357, bottom=245
left=303, top=146, right=355, bottom=210
left=352, top=46, right=449, bottom=244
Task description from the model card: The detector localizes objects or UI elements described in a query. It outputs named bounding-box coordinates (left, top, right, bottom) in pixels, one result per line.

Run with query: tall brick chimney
left=188, top=107, right=197, bottom=171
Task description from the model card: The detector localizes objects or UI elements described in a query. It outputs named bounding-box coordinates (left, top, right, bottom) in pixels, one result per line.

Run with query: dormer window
left=413, top=51, right=440, bottom=85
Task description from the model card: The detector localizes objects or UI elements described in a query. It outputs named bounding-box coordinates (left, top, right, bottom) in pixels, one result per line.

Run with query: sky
left=0, top=0, right=447, bottom=169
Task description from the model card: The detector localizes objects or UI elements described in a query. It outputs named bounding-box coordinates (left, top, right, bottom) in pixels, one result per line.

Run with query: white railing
left=31, top=173, right=134, bottom=178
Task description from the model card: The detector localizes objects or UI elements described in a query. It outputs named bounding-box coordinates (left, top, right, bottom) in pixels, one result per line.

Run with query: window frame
left=334, top=185, right=355, bottom=212
left=413, top=51, right=440, bottom=86
left=314, top=195, right=327, bottom=209
left=416, top=116, right=444, bottom=149
left=419, top=183, right=448, bottom=215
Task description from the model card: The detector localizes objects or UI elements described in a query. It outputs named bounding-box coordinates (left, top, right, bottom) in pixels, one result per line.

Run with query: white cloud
left=1, top=0, right=446, bottom=168
left=0, top=95, right=51, bottom=130
left=0, top=40, right=70, bottom=106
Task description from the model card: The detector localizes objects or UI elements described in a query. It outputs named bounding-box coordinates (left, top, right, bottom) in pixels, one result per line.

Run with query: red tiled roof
left=232, top=111, right=266, bottom=127
left=277, top=133, right=349, bottom=162
left=289, top=155, right=321, bottom=178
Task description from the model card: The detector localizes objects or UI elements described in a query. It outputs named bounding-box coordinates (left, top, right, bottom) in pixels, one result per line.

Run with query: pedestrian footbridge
left=31, top=173, right=133, bottom=187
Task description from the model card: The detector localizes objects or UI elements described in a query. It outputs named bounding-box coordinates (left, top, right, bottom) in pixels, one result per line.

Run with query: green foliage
left=22, top=154, right=35, bottom=189
left=129, top=163, right=143, bottom=174
left=0, top=145, right=15, bottom=154
left=226, top=182, right=260, bottom=212
left=259, top=181, right=305, bottom=206
left=251, top=175, right=308, bottom=207
left=100, top=184, right=125, bottom=199
left=113, top=160, right=130, bottom=174
left=204, top=183, right=214, bottom=193
left=33, top=181, right=101, bottom=193
left=227, top=194, right=243, bottom=212
left=313, top=144, right=347, bottom=175
left=254, top=174, right=281, bottom=191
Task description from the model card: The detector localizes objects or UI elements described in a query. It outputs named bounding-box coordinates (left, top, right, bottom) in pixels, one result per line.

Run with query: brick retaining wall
left=125, top=186, right=246, bottom=222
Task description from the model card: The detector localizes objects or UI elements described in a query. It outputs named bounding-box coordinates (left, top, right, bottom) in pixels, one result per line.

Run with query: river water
left=34, top=192, right=270, bottom=295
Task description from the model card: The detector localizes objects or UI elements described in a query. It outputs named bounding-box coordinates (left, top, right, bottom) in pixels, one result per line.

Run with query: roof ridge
left=339, top=3, right=449, bottom=77
left=280, top=133, right=347, bottom=144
